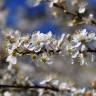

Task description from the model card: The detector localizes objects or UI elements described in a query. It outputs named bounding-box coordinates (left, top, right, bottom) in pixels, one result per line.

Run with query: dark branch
left=91, top=19, right=96, bottom=25
left=15, top=47, right=96, bottom=57
left=53, top=2, right=96, bottom=26
left=16, top=48, right=61, bottom=56
left=87, top=48, right=96, bottom=53
left=0, top=85, right=59, bottom=92
left=53, top=3, right=77, bottom=17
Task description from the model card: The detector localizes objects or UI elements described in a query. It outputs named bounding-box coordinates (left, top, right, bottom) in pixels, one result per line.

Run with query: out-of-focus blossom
left=78, top=2, right=88, bottom=14
left=49, top=0, right=59, bottom=8
left=71, top=0, right=78, bottom=6
left=59, top=82, right=74, bottom=90
left=78, top=6, right=86, bottom=14
left=73, top=87, right=86, bottom=95
left=26, top=0, right=42, bottom=7
left=38, top=89, right=44, bottom=96
left=4, top=91, right=12, bottom=96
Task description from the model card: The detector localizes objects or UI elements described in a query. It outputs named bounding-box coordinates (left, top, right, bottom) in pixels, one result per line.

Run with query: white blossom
left=39, top=75, right=54, bottom=85
left=5, top=29, right=96, bottom=66
left=49, top=0, right=59, bottom=8
left=78, top=7, right=86, bottom=14
left=79, top=53, right=85, bottom=65
left=6, top=55, right=17, bottom=65
left=92, top=90, right=96, bottom=96
left=72, top=51, right=79, bottom=59
left=59, top=82, right=73, bottom=90
left=57, top=33, right=65, bottom=48
left=51, top=80, right=59, bottom=86
left=89, top=13, right=94, bottom=19
left=4, top=91, right=12, bottom=96
left=66, top=29, right=96, bottom=65
left=38, top=89, right=44, bottom=96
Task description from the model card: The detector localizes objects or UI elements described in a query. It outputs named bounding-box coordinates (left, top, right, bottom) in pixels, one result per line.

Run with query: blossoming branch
left=4, top=29, right=96, bottom=69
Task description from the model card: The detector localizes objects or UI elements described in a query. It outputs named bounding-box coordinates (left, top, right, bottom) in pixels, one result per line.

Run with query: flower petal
left=6, top=55, right=17, bottom=65
left=72, top=51, right=79, bottom=58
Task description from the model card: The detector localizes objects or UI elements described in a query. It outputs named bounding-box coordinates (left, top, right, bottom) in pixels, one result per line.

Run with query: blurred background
left=0, top=0, right=96, bottom=90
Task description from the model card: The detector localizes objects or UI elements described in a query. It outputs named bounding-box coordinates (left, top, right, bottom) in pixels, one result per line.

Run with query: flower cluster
left=5, top=30, right=65, bottom=68
left=66, top=29, right=96, bottom=65
left=49, top=0, right=87, bottom=14
left=32, top=76, right=96, bottom=96
left=5, top=29, right=96, bottom=68
left=1, top=73, right=96, bottom=96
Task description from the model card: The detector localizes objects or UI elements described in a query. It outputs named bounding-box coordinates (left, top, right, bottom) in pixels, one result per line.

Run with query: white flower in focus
left=66, top=29, right=96, bottom=65
left=38, top=31, right=52, bottom=41
left=31, top=31, right=52, bottom=45
left=38, top=32, right=46, bottom=42
left=72, top=29, right=87, bottom=42
left=46, top=31, right=52, bottom=40
left=29, top=31, right=53, bottom=53
left=6, top=55, right=17, bottom=65
left=7, top=30, right=22, bottom=55
left=72, top=29, right=96, bottom=45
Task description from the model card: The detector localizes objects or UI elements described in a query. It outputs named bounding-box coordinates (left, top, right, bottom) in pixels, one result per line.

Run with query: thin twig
left=53, top=3, right=77, bottom=17
left=0, top=85, right=59, bottom=92
left=87, top=48, right=96, bottom=53
left=16, top=48, right=61, bottom=56
left=17, top=47, right=96, bottom=55
left=53, top=2, right=96, bottom=26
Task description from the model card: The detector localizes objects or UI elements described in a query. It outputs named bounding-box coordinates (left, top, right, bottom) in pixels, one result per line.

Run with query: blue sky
left=3, top=0, right=96, bottom=35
